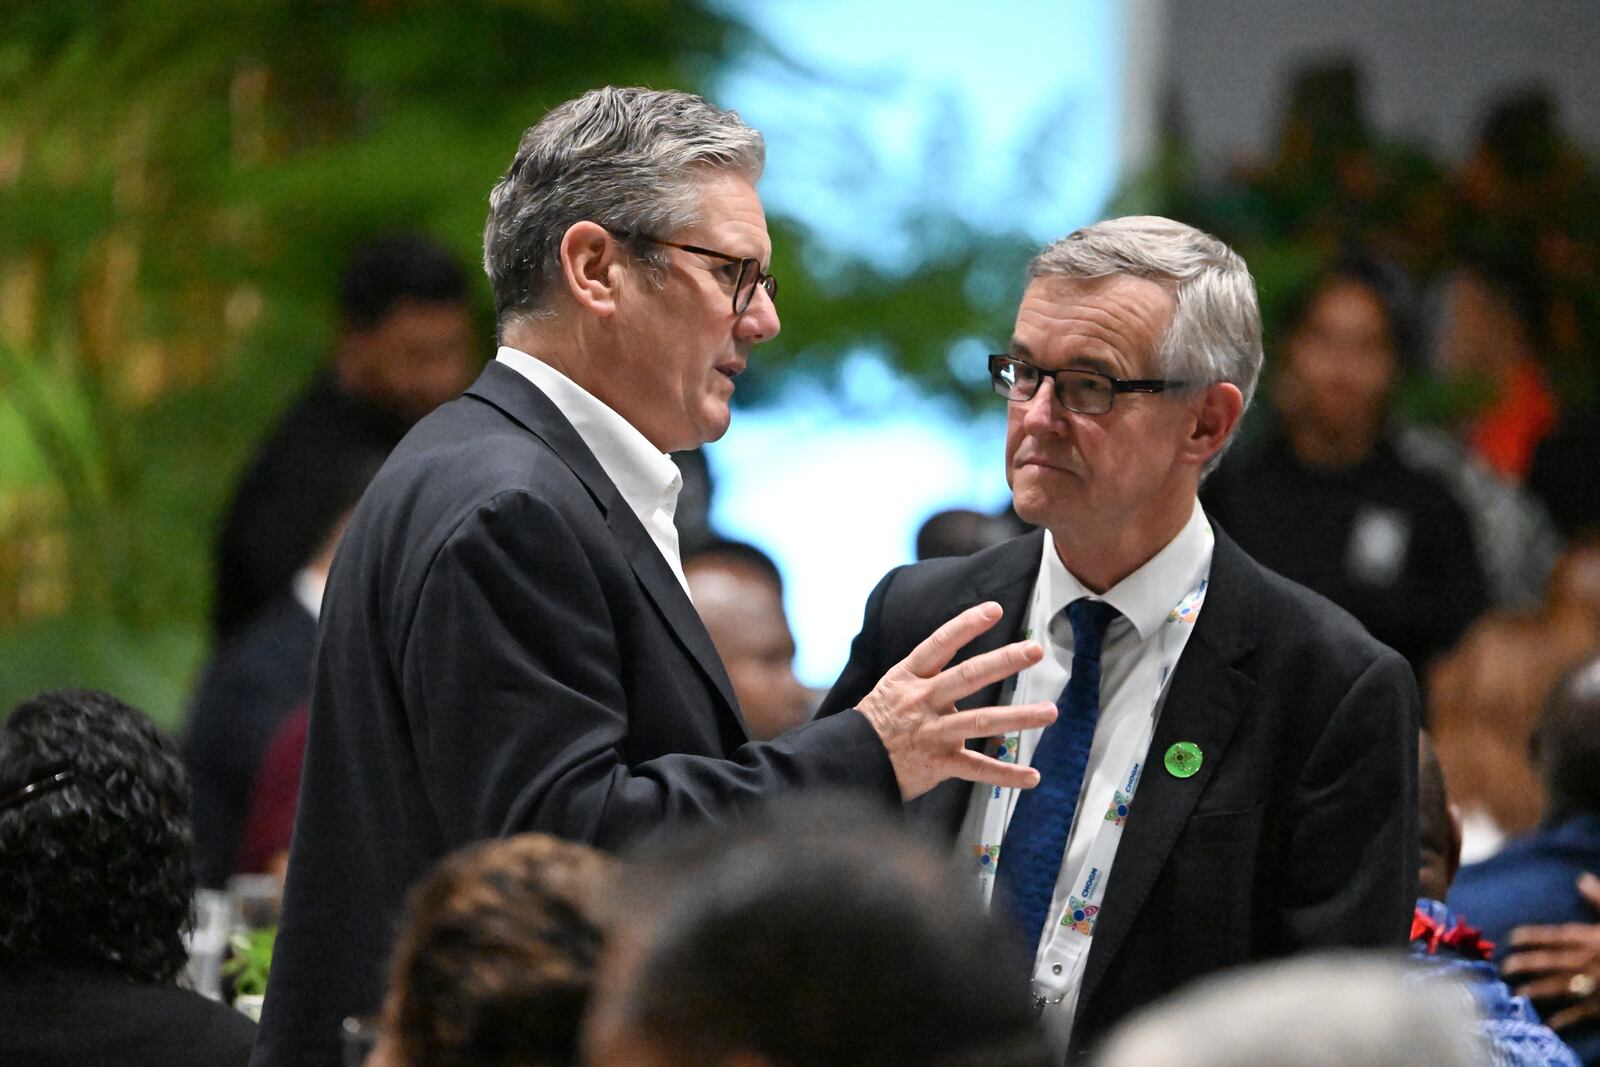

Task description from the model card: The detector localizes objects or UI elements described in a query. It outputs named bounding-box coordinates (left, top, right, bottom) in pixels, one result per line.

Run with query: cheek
left=1004, top=413, right=1026, bottom=465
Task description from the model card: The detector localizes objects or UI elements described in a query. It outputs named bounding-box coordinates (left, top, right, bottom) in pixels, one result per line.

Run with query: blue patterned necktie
left=995, top=597, right=1121, bottom=953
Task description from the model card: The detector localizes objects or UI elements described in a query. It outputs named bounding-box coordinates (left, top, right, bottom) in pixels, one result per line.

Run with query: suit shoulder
left=365, top=398, right=601, bottom=535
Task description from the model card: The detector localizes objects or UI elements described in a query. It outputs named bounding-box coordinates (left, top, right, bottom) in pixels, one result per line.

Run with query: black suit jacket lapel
left=909, top=530, right=1046, bottom=833
left=463, top=362, right=743, bottom=730
left=1076, top=531, right=1261, bottom=1013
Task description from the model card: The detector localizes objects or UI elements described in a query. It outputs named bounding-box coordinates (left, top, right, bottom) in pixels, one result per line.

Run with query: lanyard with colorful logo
left=972, top=573, right=1210, bottom=956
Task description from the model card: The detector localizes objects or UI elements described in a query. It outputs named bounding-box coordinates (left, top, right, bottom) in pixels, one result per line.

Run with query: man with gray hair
left=821, top=215, right=1420, bottom=1059
left=251, top=87, right=1054, bottom=1067
left=1092, top=955, right=1492, bottom=1067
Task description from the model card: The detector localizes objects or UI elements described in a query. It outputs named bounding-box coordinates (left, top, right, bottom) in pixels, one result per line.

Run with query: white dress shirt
left=494, top=346, right=689, bottom=593
left=958, top=500, right=1214, bottom=1047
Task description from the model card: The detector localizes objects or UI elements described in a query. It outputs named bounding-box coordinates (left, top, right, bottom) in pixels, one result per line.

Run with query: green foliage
left=0, top=2, right=1041, bottom=729
left=224, top=925, right=276, bottom=999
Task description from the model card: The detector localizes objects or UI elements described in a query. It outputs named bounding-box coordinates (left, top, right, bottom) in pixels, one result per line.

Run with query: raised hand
left=855, top=601, right=1055, bottom=800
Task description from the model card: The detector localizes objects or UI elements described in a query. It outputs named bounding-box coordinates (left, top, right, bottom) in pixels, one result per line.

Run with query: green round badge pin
left=1164, top=741, right=1202, bottom=779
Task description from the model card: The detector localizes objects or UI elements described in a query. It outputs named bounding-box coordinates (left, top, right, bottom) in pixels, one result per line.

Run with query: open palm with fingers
left=855, top=601, right=1056, bottom=800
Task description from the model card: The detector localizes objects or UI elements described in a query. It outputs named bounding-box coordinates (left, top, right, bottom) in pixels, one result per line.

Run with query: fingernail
left=1581, top=872, right=1600, bottom=892
left=982, top=602, right=1002, bottom=620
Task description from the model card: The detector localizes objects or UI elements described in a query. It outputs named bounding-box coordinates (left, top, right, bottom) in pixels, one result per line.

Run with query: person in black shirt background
left=1205, top=259, right=1489, bottom=684
left=212, top=234, right=478, bottom=641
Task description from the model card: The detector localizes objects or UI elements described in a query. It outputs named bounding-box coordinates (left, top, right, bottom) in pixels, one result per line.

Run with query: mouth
left=715, top=361, right=745, bottom=382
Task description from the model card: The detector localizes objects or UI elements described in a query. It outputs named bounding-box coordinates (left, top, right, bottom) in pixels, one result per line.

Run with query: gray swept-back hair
left=484, top=86, right=765, bottom=332
left=1095, top=955, right=1491, bottom=1067
left=1029, top=216, right=1263, bottom=469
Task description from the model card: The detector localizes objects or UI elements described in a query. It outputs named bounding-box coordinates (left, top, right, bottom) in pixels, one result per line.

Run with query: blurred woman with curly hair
left=0, top=688, right=257, bottom=1066
left=369, top=833, right=613, bottom=1067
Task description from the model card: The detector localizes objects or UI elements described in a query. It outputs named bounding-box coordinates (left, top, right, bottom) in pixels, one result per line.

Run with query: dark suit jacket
left=818, top=525, right=1420, bottom=1058
left=251, top=361, right=898, bottom=1067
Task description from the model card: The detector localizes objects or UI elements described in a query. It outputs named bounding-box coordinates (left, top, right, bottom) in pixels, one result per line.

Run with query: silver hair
left=1094, top=954, right=1492, bottom=1067
left=483, top=86, right=765, bottom=331
left=1029, top=216, right=1263, bottom=469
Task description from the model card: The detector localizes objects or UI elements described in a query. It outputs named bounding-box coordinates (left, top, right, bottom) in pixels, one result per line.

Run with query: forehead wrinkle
left=1018, top=277, right=1174, bottom=373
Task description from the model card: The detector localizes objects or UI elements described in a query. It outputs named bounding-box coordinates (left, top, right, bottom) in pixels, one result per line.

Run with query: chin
left=1010, top=484, right=1054, bottom=527
left=692, top=406, right=733, bottom=446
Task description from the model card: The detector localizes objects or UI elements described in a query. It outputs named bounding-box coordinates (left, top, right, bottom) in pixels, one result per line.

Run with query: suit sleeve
left=399, top=489, right=899, bottom=850
left=1283, top=648, right=1420, bottom=949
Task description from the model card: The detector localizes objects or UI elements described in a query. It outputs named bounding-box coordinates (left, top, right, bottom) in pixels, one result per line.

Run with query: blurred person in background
left=1432, top=255, right=1558, bottom=485
left=683, top=539, right=812, bottom=741
left=821, top=217, right=1419, bottom=1058
left=1441, top=89, right=1599, bottom=546
left=0, top=689, right=257, bottom=1067
left=254, top=86, right=1051, bottom=1067
left=232, top=700, right=310, bottom=882
left=1450, top=652, right=1600, bottom=1064
left=1411, top=731, right=1581, bottom=1066
left=1204, top=257, right=1488, bottom=681
left=1429, top=539, right=1600, bottom=861
left=213, top=233, right=477, bottom=640
left=1091, top=955, right=1491, bottom=1067
left=586, top=796, right=1052, bottom=1067
left=1503, top=875, right=1600, bottom=1066
left=1529, top=400, right=1600, bottom=543
left=368, top=834, right=612, bottom=1067
left=184, top=446, right=384, bottom=889
left=916, top=506, right=1022, bottom=560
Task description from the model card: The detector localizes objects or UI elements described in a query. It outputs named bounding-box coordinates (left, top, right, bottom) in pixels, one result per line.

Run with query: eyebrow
left=1006, top=341, right=1118, bottom=377
left=692, top=236, right=771, bottom=266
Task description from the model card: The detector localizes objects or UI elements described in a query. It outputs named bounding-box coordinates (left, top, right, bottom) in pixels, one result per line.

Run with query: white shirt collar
left=1040, top=499, right=1212, bottom=641
left=494, top=346, right=683, bottom=523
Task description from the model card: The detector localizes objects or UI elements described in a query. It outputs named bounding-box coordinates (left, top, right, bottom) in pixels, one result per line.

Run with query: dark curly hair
left=381, top=833, right=613, bottom=1067
left=0, top=688, right=195, bottom=983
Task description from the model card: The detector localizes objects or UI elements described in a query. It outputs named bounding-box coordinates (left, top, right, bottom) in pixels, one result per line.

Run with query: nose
left=734, top=285, right=780, bottom=343
left=1018, top=376, right=1066, bottom=434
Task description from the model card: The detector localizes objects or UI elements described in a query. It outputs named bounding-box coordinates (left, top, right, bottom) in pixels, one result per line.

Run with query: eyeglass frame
left=603, top=227, right=777, bottom=315
left=988, top=353, right=1189, bottom=415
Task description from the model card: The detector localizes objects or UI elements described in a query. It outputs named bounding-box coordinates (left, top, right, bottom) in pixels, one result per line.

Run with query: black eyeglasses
left=988, top=354, right=1188, bottom=415
left=606, top=228, right=777, bottom=315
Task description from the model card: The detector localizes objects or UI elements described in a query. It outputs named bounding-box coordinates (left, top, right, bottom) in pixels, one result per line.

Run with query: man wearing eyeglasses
left=820, top=216, right=1419, bottom=1061
left=251, top=87, right=1056, bottom=1067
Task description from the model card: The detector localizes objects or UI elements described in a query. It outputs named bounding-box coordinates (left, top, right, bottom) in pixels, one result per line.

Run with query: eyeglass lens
left=733, top=261, right=777, bottom=314
left=992, top=360, right=1113, bottom=414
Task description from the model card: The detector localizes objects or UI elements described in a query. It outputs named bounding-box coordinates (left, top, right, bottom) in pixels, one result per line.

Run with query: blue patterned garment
left=1410, top=897, right=1582, bottom=1067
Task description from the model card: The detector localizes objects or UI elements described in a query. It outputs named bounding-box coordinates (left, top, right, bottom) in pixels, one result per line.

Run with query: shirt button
left=1052, top=964, right=1063, bottom=975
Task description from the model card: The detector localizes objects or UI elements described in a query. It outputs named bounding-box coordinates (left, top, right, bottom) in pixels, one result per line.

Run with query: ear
left=1182, top=381, right=1245, bottom=468
left=558, top=220, right=625, bottom=317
